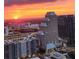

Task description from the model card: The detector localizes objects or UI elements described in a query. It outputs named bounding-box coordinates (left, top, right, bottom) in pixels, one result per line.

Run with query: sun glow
left=4, top=0, right=74, bottom=20
left=13, top=16, right=19, bottom=20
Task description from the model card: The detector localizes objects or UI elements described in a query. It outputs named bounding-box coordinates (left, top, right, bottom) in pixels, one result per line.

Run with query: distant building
left=4, top=26, right=9, bottom=36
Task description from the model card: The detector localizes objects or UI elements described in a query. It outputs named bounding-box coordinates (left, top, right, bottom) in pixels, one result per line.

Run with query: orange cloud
left=4, top=0, right=74, bottom=20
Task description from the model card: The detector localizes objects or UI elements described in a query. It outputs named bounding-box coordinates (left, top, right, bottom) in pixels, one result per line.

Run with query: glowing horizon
left=4, top=0, right=74, bottom=20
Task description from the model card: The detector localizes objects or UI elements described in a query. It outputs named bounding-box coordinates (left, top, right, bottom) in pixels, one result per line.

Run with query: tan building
left=40, top=12, right=59, bottom=47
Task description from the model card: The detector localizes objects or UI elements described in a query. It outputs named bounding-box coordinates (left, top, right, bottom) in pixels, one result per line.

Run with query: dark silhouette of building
left=58, top=15, right=75, bottom=47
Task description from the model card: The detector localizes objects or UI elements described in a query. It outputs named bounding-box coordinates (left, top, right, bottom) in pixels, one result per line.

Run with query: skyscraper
left=41, top=12, right=58, bottom=46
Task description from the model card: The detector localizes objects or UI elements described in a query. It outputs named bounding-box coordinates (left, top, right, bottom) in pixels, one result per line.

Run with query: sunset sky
left=4, top=0, right=75, bottom=21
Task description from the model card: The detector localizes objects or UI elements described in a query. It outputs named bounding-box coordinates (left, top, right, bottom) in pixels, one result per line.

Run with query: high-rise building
left=4, top=44, right=9, bottom=59
left=41, top=12, right=59, bottom=47
left=58, top=15, right=75, bottom=47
